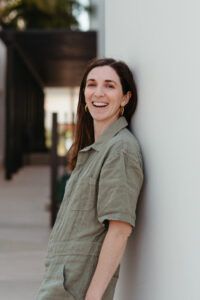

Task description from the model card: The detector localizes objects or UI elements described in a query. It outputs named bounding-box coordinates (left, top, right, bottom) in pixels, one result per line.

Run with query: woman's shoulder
left=106, top=128, right=143, bottom=164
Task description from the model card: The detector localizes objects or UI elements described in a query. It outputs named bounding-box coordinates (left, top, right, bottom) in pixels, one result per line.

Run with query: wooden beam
left=13, top=42, right=44, bottom=89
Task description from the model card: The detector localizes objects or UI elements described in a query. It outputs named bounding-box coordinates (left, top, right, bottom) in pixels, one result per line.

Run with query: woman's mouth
left=92, top=101, right=109, bottom=108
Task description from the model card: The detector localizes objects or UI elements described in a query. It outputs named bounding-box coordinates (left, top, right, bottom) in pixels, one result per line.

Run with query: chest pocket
left=70, top=176, right=96, bottom=211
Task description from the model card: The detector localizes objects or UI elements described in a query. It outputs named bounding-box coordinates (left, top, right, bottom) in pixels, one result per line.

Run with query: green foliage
left=0, top=0, right=90, bottom=30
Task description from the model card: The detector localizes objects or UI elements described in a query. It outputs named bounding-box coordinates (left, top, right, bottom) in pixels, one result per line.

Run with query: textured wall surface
left=105, top=1, right=200, bottom=299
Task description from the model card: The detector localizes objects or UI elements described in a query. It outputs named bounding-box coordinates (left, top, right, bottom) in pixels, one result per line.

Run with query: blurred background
left=0, top=1, right=105, bottom=299
left=2, top=2, right=199, bottom=300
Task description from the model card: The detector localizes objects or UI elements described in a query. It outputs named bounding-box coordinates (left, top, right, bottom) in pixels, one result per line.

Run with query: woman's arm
left=85, top=220, right=132, bottom=300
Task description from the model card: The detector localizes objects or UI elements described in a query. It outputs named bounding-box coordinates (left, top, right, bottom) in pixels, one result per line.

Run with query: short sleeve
left=97, top=150, right=144, bottom=228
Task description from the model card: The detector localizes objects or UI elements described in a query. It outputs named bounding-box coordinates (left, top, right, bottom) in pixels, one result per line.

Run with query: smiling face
left=84, top=66, right=130, bottom=129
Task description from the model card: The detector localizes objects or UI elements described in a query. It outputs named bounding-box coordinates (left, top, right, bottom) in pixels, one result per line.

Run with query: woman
left=37, top=58, right=144, bottom=300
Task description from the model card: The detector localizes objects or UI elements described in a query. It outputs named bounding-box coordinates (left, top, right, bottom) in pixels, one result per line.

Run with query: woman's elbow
left=108, top=220, right=133, bottom=238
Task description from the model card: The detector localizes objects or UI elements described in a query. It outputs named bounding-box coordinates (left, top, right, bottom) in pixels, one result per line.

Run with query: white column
left=105, top=1, right=200, bottom=299
left=90, top=0, right=105, bottom=57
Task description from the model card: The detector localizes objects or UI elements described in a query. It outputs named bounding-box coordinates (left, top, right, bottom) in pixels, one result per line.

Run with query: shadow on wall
left=115, top=182, right=148, bottom=300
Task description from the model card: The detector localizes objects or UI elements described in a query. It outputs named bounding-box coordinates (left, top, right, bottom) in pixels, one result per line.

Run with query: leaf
left=0, top=0, right=91, bottom=29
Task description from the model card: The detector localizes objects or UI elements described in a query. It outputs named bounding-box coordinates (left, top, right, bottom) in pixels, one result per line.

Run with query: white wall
left=0, top=40, right=6, bottom=167
left=105, top=1, right=200, bottom=299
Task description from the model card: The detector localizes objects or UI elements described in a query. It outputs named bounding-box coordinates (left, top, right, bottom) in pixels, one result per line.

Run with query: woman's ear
left=126, top=91, right=132, bottom=103
left=123, top=91, right=132, bottom=105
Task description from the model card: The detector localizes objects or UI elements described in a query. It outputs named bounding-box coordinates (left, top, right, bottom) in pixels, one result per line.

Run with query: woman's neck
left=93, top=116, right=119, bottom=142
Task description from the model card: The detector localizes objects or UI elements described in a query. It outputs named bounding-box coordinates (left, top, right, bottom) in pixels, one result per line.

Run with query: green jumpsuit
left=36, top=116, right=144, bottom=300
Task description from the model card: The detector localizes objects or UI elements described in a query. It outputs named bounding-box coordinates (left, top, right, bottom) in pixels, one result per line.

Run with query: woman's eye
left=87, top=83, right=96, bottom=87
left=106, top=84, right=114, bottom=89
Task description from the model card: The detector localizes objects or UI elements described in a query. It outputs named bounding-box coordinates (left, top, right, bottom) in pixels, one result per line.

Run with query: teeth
left=93, top=102, right=108, bottom=107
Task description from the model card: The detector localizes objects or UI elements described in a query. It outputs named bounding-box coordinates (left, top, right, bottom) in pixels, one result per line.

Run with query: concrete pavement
left=0, top=166, right=50, bottom=300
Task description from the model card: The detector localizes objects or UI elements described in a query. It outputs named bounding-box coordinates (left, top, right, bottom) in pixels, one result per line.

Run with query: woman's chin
left=89, top=109, right=119, bottom=123
left=91, top=115, right=119, bottom=126
left=90, top=112, right=109, bottom=122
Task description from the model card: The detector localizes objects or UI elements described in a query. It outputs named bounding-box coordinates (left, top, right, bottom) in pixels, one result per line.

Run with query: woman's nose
left=94, top=86, right=105, bottom=97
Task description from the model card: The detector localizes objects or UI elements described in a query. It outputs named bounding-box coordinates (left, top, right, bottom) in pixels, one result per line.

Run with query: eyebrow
left=86, top=79, right=117, bottom=85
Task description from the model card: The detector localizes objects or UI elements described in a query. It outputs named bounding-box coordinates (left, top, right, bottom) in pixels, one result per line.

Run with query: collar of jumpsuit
left=75, top=116, right=128, bottom=167
left=79, top=116, right=128, bottom=153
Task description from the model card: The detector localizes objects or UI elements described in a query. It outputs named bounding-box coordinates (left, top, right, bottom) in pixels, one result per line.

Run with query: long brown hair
left=67, top=58, right=138, bottom=171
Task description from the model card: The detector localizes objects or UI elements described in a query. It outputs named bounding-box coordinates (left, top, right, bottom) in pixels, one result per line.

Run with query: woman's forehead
left=87, top=66, right=120, bottom=83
